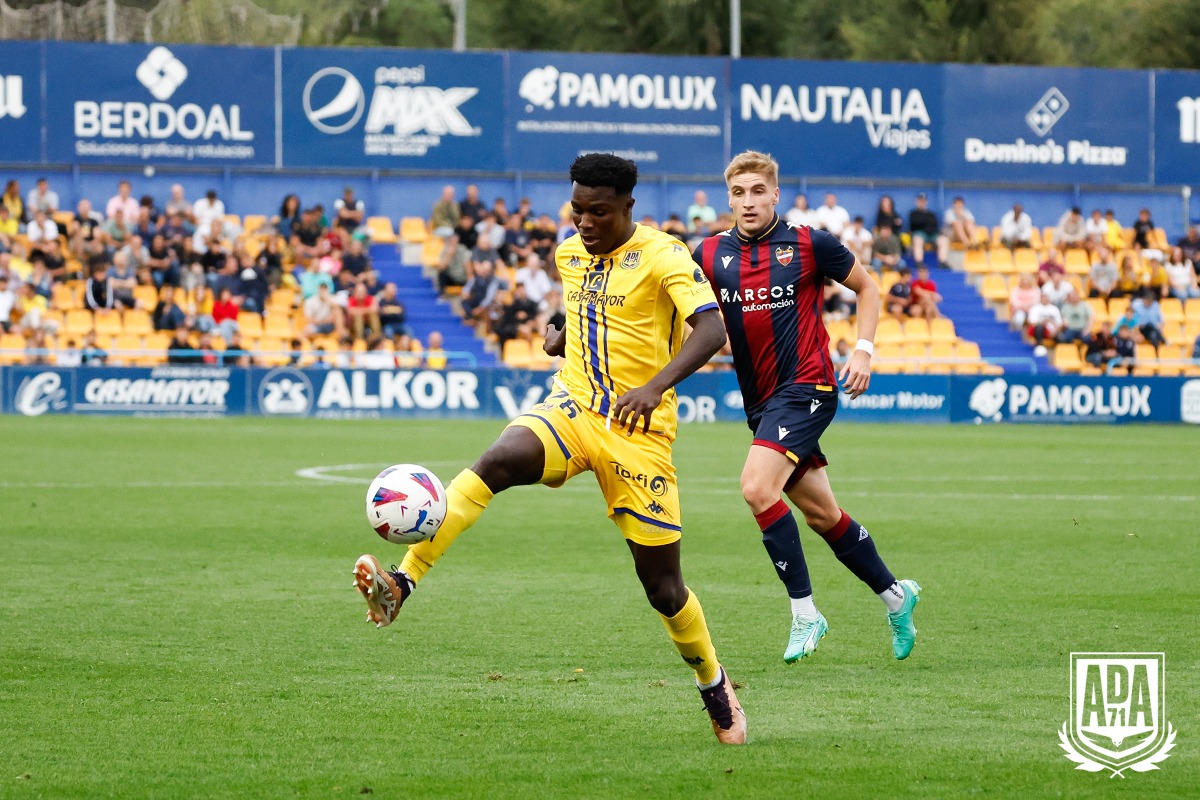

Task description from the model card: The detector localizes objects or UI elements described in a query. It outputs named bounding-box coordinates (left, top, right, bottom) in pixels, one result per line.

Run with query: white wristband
left=855, top=339, right=874, bottom=356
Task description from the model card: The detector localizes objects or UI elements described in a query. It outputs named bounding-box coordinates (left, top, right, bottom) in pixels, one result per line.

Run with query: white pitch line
left=294, top=462, right=465, bottom=484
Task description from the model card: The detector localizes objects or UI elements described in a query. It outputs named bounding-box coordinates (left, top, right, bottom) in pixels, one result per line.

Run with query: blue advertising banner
left=44, top=42, right=275, bottom=167
left=951, top=375, right=1199, bottom=424
left=1153, top=71, right=1200, bottom=186
left=0, top=41, right=43, bottom=164
left=281, top=47, right=505, bottom=171
left=942, top=65, right=1152, bottom=185
left=507, top=51, right=727, bottom=174
left=5, top=365, right=248, bottom=416
left=732, top=59, right=942, bottom=180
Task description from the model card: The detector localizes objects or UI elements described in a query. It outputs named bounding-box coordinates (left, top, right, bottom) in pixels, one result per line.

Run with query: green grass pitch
left=1, top=417, right=1196, bottom=799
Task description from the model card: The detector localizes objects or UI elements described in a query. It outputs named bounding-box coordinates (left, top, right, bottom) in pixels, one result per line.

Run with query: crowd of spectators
left=0, top=177, right=448, bottom=368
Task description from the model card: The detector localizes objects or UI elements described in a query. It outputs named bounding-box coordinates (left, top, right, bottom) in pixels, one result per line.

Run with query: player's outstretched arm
left=839, top=262, right=879, bottom=399
left=613, top=308, right=726, bottom=434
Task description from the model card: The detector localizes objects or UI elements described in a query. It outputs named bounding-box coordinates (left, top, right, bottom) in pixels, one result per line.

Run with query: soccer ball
left=365, top=464, right=447, bottom=545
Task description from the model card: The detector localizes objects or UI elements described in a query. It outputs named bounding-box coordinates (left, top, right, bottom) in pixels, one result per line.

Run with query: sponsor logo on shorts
left=610, top=461, right=668, bottom=496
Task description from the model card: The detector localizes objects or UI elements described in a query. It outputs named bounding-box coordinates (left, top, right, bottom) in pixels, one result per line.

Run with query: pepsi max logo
left=303, top=67, right=366, bottom=134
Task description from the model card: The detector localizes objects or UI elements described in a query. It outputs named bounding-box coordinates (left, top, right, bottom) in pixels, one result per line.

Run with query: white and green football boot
left=887, top=579, right=922, bottom=660
left=784, top=612, right=828, bottom=663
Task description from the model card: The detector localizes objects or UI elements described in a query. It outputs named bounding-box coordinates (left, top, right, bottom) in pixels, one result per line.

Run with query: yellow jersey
left=555, top=224, right=718, bottom=441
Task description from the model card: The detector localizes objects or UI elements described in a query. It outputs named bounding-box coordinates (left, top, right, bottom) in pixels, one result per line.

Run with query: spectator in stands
left=495, top=281, right=540, bottom=349
left=1055, top=206, right=1088, bottom=250
left=425, top=330, right=447, bottom=369
left=1085, top=209, right=1108, bottom=251
left=1057, top=290, right=1094, bottom=345
left=1132, top=208, right=1156, bottom=249
left=165, top=184, right=192, bottom=223
left=193, top=189, right=226, bottom=233
left=14, top=282, right=51, bottom=337
left=0, top=205, right=17, bottom=251
left=513, top=197, right=534, bottom=227
left=106, top=180, right=139, bottom=221
left=460, top=257, right=501, bottom=325
left=823, top=278, right=856, bottom=321
left=1102, top=209, right=1125, bottom=252
left=1112, top=254, right=1142, bottom=298
left=119, top=233, right=150, bottom=276
left=132, top=205, right=157, bottom=242
left=353, top=335, right=391, bottom=369
left=40, top=238, right=69, bottom=281
left=146, top=233, right=179, bottom=288
left=515, top=254, right=553, bottom=304
left=1144, top=251, right=1170, bottom=299
left=460, top=184, right=486, bottom=224
left=153, top=285, right=188, bottom=331
left=393, top=333, right=423, bottom=369
left=238, top=258, right=269, bottom=314
left=940, top=196, right=977, bottom=260
left=166, top=327, right=198, bottom=364
left=1131, top=290, right=1166, bottom=348
left=430, top=185, right=460, bottom=237
left=219, top=330, right=249, bottom=367
left=452, top=212, right=479, bottom=254
left=68, top=198, right=103, bottom=253
left=908, top=193, right=940, bottom=266
left=1008, top=272, right=1040, bottom=330
left=26, top=178, right=58, bottom=216
left=190, top=284, right=215, bottom=333
left=1085, top=329, right=1120, bottom=370
left=785, top=193, right=818, bottom=228
left=80, top=330, right=107, bottom=365
left=1037, top=248, right=1065, bottom=285
left=83, top=262, right=114, bottom=311
left=376, top=282, right=408, bottom=338
left=1112, top=326, right=1137, bottom=373
left=1042, top=272, right=1072, bottom=308
left=1177, top=225, right=1200, bottom=266
left=1087, top=247, right=1119, bottom=298
left=830, top=338, right=852, bottom=369
left=290, top=207, right=324, bottom=265
left=1166, top=246, right=1200, bottom=299
left=873, top=194, right=903, bottom=235
left=1111, top=303, right=1138, bottom=338
left=502, top=214, right=534, bottom=266
left=303, top=282, right=341, bottom=338
left=334, top=186, right=365, bottom=236
left=1026, top=291, right=1062, bottom=353
left=25, top=208, right=58, bottom=250
left=434, top=235, right=469, bottom=295
left=26, top=258, right=52, bottom=301
left=475, top=211, right=506, bottom=253
left=815, top=193, right=850, bottom=237
left=491, top=197, right=511, bottom=226
left=886, top=267, right=913, bottom=316
left=108, top=251, right=138, bottom=310
left=686, top=190, right=717, bottom=233
left=211, top=287, right=240, bottom=341
left=529, top=214, right=556, bottom=262
left=909, top=265, right=942, bottom=319
left=539, top=287, right=566, bottom=332
left=2, top=180, right=25, bottom=223
left=274, top=194, right=302, bottom=239
left=0, top=273, right=15, bottom=332
left=345, top=281, right=380, bottom=341
left=840, top=216, right=873, bottom=266
left=999, top=203, right=1033, bottom=248
left=103, top=208, right=131, bottom=247
left=340, top=237, right=373, bottom=285
left=159, top=209, right=191, bottom=254
left=316, top=239, right=343, bottom=276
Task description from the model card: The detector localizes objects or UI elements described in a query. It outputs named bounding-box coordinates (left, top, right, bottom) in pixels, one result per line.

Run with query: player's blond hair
left=724, top=150, right=779, bottom=188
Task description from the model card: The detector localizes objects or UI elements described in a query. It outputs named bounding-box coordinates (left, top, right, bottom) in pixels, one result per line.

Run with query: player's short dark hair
left=570, top=153, right=638, bottom=195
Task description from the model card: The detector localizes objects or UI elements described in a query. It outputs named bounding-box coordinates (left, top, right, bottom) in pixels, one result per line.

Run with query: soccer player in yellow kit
left=353, top=154, right=746, bottom=744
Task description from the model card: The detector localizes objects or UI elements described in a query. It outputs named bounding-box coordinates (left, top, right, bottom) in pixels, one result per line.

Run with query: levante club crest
left=1059, top=653, right=1176, bottom=778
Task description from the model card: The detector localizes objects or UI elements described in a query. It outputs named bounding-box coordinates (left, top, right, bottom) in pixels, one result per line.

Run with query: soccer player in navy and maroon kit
left=693, top=150, right=922, bottom=662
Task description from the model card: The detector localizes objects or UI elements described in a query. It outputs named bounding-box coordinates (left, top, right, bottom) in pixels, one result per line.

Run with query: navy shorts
left=747, top=383, right=838, bottom=488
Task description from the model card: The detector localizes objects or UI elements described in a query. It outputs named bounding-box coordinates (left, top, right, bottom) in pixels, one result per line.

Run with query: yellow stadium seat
left=243, top=215, right=267, bottom=237
left=1053, top=343, right=1083, bottom=373
left=990, top=226, right=1003, bottom=246
left=988, top=247, right=1014, bottom=272
left=133, top=284, right=159, bottom=309
left=1108, top=297, right=1130, bottom=320
left=1012, top=248, right=1039, bottom=273
left=64, top=309, right=94, bottom=335
left=264, top=313, right=294, bottom=339
left=1153, top=227, right=1169, bottom=250
left=1042, top=227, right=1057, bottom=248
left=1161, top=298, right=1184, bottom=325
left=238, top=311, right=263, bottom=337
left=901, top=341, right=928, bottom=360
left=1087, top=298, right=1109, bottom=325
left=964, top=249, right=989, bottom=273
left=0, top=333, right=25, bottom=365
left=267, top=288, right=297, bottom=311
left=980, top=273, right=1008, bottom=303
left=875, top=317, right=903, bottom=344
left=1135, top=343, right=1159, bottom=362
left=421, top=236, right=446, bottom=268
left=956, top=341, right=982, bottom=361
left=929, top=317, right=956, bottom=344
left=1186, top=299, right=1200, bottom=321
left=400, top=217, right=429, bottom=244
left=502, top=338, right=533, bottom=368
left=1158, top=363, right=1185, bottom=377
left=51, top=282, right=81, bottom=311
left=903, top=319, right=931, bottom=344
left=366, top=216, right=398, bottom=244
left=123, top=309, right=153, bottom=335
left=1064, top=249, right=1091, bottom=275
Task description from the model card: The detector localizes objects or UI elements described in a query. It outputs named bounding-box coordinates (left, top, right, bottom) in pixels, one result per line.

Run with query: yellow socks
left=400, top=468, right=493, bottom=584
left=660, top=589, right=721, bottom=686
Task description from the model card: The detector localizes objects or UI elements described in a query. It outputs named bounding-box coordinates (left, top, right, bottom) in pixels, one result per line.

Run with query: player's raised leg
left=786, top=466, right=922, bottom=659
left=354, top=426, right=547, bottom=627
left=741, top=445, right=826, bottom=663
left=623, top=530, right=746, bottom=745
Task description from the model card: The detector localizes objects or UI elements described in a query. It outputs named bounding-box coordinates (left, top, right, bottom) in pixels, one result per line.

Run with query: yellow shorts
left=506, top=389, right=681, bottom=546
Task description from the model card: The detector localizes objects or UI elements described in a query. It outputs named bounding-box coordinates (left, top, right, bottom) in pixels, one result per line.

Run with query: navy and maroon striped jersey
left=692, top=215, right=854, bottom=415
